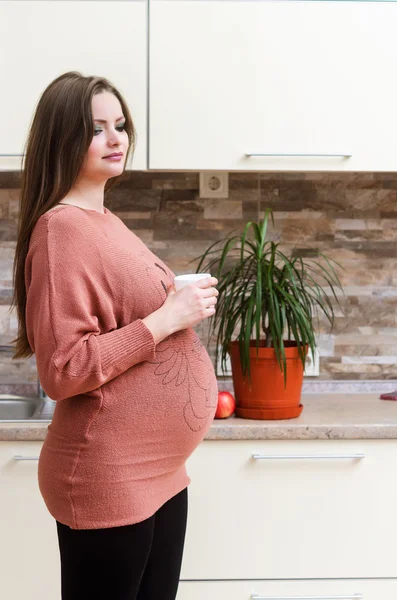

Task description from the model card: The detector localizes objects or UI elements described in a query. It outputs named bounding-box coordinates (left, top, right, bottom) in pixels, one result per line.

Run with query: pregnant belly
left=65, top=327, right=219, bottom=473
left=147, top=327, right=218, bottom=434
left=42, top=329, right=219, bottom=486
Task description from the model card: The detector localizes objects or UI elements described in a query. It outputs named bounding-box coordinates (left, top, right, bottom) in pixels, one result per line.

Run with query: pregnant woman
left=11, top=71, right=219, bottom=600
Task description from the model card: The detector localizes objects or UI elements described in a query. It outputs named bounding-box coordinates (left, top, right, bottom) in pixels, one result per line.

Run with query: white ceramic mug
left=173, top=273, right=211, bottom=291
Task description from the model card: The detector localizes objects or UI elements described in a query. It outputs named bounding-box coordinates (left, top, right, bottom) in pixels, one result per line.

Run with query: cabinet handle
left=0, top=153, right=24, bottom=157
left=252, top=454, right=365, bottom=460
left=245, top=152, right=352, bottom=158
left=251, top=595, right=363, bottom=600
left=13, top=455, right=39, bottom=461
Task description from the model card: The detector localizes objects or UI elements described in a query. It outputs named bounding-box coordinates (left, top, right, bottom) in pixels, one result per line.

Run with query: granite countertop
left=1, top=393, right=397, bottom=441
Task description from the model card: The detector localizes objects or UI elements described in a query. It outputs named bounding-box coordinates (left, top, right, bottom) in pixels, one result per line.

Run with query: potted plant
left=192, top=208, right=345, bottom=420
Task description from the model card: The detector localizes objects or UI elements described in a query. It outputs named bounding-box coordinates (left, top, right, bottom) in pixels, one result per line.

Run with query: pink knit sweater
left=25, top=205, right=218, bottom=529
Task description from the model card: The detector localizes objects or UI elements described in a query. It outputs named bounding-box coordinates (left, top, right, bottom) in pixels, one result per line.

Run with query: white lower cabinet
left=2, top=438, right=397, bottom=599
left=180, top=439, right=397, bottom=580
left=177, top=579, right=397, bottom=600
left=0, top=442, right=60, bottom=600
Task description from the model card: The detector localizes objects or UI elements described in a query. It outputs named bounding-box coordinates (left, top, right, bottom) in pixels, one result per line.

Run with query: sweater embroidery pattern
left=140, top=250, right=217, bottom=432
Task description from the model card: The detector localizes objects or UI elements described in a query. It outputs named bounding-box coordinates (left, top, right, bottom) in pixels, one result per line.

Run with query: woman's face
left=80, top=91, right=129, bottom=181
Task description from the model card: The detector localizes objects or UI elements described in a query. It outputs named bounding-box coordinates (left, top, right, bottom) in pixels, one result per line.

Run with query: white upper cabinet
left=0, top=0, right=147, bottom=171
left=149, top=1, right=397, bottom=172
left=2, top=1, right=397, bottom=173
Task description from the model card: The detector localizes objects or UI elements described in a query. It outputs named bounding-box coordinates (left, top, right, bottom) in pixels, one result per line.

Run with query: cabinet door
left=0, top=442, right=60, bottom=600
left=180, top=439, right=397, bottom=580
left=177, top=579, right=397, bottom=600
left=351, top=2, right=397, bottom=171
left=0, top=0, right=147, bottom=171
left=150, top=0, right=354, bottom=171
left=150, top=1, right=397, bottom=172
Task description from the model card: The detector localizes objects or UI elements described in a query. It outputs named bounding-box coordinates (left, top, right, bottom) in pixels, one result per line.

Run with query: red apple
left=215, top=391, right=236, bottom=419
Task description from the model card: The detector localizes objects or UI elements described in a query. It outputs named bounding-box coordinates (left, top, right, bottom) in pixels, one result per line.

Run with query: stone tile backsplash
left=1, top=170, right=397, bottom=386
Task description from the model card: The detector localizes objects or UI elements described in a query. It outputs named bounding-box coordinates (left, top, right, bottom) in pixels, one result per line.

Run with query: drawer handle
left=13, top=455, right=39, bottom=461
left=0, top=153, right=25, bottom=157
left=245, top=152, right=352, bottom=158
left=252, top=454, right=365, bottom=460
left=251, top=595, right=363, bottom=600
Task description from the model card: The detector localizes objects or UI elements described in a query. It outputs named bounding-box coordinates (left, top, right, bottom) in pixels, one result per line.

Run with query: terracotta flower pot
left=228, top=340, right=307, bottom=420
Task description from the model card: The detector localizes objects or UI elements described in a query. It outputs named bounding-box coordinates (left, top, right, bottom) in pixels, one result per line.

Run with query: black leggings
left=56, top=487, right=188, bottom=600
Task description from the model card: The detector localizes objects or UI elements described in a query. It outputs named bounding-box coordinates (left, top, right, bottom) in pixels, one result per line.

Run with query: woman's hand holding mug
left=163, top=274, right=219, bottom=333
left=142, top=273, right=219, bottom=344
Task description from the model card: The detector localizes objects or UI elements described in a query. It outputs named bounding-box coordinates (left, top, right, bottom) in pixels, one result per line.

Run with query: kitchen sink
left=0, top=395, right=44, bottom=421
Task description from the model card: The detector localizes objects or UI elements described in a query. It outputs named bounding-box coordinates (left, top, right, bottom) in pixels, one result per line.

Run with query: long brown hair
left=10, top=71, right=137, bottom=359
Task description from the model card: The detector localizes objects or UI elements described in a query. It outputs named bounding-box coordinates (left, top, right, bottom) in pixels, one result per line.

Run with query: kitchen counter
left=1, top=393, right=397, bottom=441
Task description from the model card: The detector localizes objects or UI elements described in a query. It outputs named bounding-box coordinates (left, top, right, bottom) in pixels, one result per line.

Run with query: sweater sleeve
left=25, top=214, right=157, bottom=401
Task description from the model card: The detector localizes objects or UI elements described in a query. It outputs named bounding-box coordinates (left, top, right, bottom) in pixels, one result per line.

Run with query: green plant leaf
left=192, top=209, right=344, bottom=386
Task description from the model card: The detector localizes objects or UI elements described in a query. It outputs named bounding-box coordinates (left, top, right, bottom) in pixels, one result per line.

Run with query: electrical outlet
left=199, top=172, right=229, bottom=198
left=304, top=347, right=320, bottom=377
left=216, top=353, right=232, bottom=377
